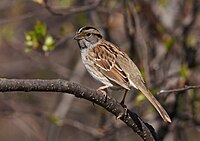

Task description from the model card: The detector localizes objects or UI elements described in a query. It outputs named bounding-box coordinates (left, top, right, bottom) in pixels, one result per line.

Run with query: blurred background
left=0, top=0, right=200, bottom=141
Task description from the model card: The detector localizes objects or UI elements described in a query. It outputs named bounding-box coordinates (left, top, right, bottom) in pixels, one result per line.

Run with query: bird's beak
left=74, top=33, right=83, bottom=40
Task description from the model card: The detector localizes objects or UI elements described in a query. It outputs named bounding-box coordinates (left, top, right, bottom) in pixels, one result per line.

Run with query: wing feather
left=89, top=44, right=130, bottom=90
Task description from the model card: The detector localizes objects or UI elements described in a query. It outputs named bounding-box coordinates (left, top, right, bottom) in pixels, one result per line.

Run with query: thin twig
left=43, top=0, right=102, bottom=16
left=158, top=85, right=200, bottom=95
left=0, top=78, right=158, bottom=141
left=0, top=12, right=34, bottom=25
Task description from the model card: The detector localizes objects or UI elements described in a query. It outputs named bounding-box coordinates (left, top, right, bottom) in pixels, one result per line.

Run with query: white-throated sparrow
left=74, top=26, right=171, bottom=123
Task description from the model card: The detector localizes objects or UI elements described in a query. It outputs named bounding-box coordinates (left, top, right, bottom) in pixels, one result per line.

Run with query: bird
left=74, top=26, right=171, bottom=123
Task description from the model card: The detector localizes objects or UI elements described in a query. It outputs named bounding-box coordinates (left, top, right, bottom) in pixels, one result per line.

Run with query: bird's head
left=74, top=26, right=102, bottom=50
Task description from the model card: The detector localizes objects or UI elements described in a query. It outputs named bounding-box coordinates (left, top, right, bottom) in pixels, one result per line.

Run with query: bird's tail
left=137, top=83, right=171, bottom=123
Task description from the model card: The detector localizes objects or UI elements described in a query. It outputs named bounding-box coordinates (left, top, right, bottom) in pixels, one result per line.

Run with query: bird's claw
left=116, top=104, right=128, bottom=120
left=97, top=90, right=108, bottom=103
left=116, top=113, right=123, bottom=119
left=97, top=86, right=109, bottom=103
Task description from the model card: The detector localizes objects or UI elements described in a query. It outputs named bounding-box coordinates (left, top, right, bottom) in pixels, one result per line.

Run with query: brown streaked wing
left=89, top=44, right=130, bottom=90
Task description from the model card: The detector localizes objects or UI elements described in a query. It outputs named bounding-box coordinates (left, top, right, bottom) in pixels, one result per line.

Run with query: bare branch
left=0, top=78, right=158, bottom=141
left=43, top=0, right=102, bottom=16
left=182, top=0, right=200, bottom=67
left=158, top=85, right=200, bottom=95
left=128, top=1, right=151, bottom=84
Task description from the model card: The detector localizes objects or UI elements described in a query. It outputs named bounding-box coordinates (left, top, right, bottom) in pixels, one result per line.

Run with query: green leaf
left=42, top=35, right=55, bottom=52
left=59, top=0, right=74, bottom=7
left=34, top=20, right=47, bottom=37
left=149, top=88, right=159, bottom=95
left=136, top=93, right=145, bottom=102
left=163, top=35, right=174, bottom=50
left=24, top=20, right=55, bottom=53
left=179, top=64, right=189, bottom=80
left=159, top=0, right=169, bottom=7
left=48, top=115, right=63, bottom=126
left=187, top=35, right=197, bottom=47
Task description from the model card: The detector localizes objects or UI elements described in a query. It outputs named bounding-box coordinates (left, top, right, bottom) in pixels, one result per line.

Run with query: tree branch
left=158, top=85, right=200, bottom=95
left=182, top=0, right=200, bottom=67
left=43, top=0, right=102, bottom=16
left=0, top=78, right=158, bottom=141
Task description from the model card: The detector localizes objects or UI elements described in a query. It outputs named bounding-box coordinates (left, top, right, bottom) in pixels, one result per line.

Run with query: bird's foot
left=116, top=107, right=128, bottom=119
left=97, top=86, right=109, bottom=103
left=116, top=101, right=128, bottom=119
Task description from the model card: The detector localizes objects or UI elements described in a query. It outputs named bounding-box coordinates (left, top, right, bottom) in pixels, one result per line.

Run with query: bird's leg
left=97, top=85, right=109, bottom=103
left=117, top=89, right=129, bottom=119
left=120, top=89, right=128, bottom=107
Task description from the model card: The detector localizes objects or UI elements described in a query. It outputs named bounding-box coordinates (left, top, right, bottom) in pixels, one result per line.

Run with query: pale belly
left=81, top=51, right=113, bottom=87
left=84, top=62, right=114, bottom=87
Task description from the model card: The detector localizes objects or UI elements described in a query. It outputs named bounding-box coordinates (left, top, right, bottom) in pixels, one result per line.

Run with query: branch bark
left=0, top=78, right=158, bottom=141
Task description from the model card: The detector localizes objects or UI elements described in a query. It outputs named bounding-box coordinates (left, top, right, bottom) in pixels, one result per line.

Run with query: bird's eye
left=86, top=33, right=91, bottom=36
